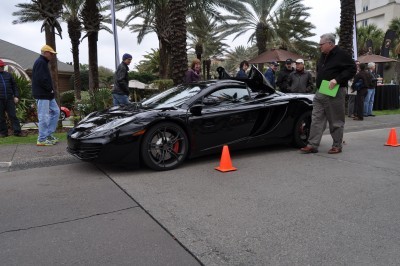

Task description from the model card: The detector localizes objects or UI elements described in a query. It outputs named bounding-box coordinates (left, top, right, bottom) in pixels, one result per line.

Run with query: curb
left=4, top=155, right=80, bottom=172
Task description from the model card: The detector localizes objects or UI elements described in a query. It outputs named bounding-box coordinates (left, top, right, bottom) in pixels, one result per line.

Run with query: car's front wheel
left=292, top=111, right=312, bottom=148
left=141, top=122, right=189, bottom=171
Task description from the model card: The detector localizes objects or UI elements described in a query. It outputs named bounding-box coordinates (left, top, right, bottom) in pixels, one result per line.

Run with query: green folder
left=319, top=80, right=339, bottom=97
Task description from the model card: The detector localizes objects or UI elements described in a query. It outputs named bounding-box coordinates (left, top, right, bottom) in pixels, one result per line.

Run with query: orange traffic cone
left=384, top=128, right=400, bottom=147
left=215, top=145, right=237, bottom=172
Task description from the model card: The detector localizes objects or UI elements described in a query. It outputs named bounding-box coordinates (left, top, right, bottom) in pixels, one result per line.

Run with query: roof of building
left=0, top=39, right=73, bottom=73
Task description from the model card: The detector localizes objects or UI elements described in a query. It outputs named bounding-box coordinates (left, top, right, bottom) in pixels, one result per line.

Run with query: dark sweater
left=0, top=71, right=19, bottom=99
left=32, top=55, right=54, bottom=100
left=316, top=46, right=356, bottom=88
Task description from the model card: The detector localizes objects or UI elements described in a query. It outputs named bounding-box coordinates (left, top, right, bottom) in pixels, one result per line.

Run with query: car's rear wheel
left=292, top=111, right=312, bottom=148
left=141, top=122, right=189, bottom=171
left=60, top=111, right=66, bottom=120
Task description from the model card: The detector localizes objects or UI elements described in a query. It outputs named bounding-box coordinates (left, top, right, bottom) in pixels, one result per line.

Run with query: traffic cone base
left=384, top=128, right=400, bottom=147
left=215, top=145, right=237, bottom=172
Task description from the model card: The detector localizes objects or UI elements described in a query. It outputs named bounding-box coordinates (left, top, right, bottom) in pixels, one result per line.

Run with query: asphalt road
left=1, top=125, right=400, bottom=265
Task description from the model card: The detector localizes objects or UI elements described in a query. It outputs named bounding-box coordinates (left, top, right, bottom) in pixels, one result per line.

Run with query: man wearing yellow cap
left=32, top=44, right=60, bottom=146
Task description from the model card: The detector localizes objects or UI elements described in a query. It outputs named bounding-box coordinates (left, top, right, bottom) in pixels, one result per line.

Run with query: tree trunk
left=88, top=32, right=99, bottom=93
left=338, top=0, right=356, bottom=56
left=168, top=0, right=187, bottom=85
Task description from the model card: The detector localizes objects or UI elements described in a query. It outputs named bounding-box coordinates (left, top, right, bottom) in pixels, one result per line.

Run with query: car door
left=188, top=86, right=266, bottom=152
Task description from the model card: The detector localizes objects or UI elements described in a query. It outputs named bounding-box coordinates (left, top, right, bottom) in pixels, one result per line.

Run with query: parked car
left=67, top=66, right=313, bottom=171
left=60, top=106, right=71, bottom=120
left=26, top=104, right=71, bottom=121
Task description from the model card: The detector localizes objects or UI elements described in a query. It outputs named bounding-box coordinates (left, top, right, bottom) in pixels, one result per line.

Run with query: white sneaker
left=37, top=139, right=54, bottom=146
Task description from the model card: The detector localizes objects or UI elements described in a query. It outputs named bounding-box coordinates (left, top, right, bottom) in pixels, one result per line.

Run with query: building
left=0, top=39, right=74, bottom=93
left=355, top=0, right=400, bottom=82
left=356, top=0, right=400, bottom=30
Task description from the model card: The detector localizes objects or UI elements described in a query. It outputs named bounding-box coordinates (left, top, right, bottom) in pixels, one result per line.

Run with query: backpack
left=352, top=78, right=364, bottom=91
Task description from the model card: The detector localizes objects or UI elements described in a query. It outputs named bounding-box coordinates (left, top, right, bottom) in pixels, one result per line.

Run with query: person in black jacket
left=276, top=58, right=294, bottom=92
left=301, top=33, right=356, bottom=154
left=32, top=44, right=60, bottom=146
left=352, top=63, right=372, bottom=121
left=0, top=60, right=23, bottom=137
left=112, top=53, right=132, bottom=106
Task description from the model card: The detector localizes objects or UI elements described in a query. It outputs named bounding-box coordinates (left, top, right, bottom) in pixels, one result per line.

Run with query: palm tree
left=388, top=17, right=400, bottom=58
left=187, top=11, right=230, bottom=79
left=80, top=0, right=102, bottom=93
left=117, top=0, right=171, bottom=79
left=136, top=48, right=160, bottom=74
left=63, top=0, right=85, bottom=101
left=355, top=24, right=384, bottom=56
left=223, top=45, right=258, bottom=74
left=12, top=0, right=63, bottom=104
left=168, top=0, right=187, bottom=85
left=222, top=0, right=315, bottom=70
left=338, top=0, right=356, bottom=56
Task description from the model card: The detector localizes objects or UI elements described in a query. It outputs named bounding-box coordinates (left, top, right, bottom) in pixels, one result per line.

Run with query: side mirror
left=190, top=104, right=203, bottom=116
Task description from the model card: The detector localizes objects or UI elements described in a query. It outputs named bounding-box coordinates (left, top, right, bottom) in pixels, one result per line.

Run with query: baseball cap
left=295, top=59, right=304, bottom=64
left=285, top=58, right=293, bottom=64
left=271, top=62, right=279, bottom=66
left=0, top=60, right=5, bottom=67
left=41, top=44, right=57, bottom=54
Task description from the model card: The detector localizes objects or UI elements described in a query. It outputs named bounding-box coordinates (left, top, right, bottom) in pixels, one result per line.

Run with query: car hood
left=71, top=104, right=161, bottom=139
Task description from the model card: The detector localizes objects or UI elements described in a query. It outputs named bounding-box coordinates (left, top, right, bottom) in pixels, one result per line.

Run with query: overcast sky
left=0, top=0, right=340, bottom=71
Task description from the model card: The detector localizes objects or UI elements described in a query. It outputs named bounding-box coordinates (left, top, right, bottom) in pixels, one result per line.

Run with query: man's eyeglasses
left=319, top=42, right=330, bottom=46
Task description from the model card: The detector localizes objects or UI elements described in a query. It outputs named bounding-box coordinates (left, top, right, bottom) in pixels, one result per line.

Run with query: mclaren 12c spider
left=67, top=66, right=313, bottom=170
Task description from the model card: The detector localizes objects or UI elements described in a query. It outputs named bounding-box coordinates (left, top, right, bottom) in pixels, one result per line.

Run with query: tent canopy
left=249, top=49, right=304, bottom=64
left=358, top=54, right=398, bottom=63
left=128, top=79, right=146, bottom=89
left=0, top=58, right=30, bottom=81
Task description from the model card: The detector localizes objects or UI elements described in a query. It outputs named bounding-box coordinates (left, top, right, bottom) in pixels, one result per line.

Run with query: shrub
left=152, top=79, right=174, bottom=91
left=60, top=90, right=75, bottom=109
left=77, top=88, right=112, bottom=116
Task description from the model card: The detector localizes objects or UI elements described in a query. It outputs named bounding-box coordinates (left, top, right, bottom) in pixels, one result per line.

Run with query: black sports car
left=67, top=66, right=313, bottom=170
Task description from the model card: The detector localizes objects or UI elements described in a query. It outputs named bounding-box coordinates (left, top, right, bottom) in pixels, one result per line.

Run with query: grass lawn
left=374, top=109, right=400, bottom=115
left=0, top=132, right=68, bottom=145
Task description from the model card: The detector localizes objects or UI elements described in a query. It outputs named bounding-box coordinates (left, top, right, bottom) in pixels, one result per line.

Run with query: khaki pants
left=308, top=87, right=346, bottom=149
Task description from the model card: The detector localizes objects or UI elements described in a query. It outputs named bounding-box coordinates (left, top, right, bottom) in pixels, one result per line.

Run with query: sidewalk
left=1, top=114, right=400, bottom=172
left=0, top=118, right=78, bottom=172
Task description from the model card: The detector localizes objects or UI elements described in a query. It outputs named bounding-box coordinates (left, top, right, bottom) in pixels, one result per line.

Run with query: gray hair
left=368, top=62, right=375, bottom=68
left=320, top=33, right=336, bottom=45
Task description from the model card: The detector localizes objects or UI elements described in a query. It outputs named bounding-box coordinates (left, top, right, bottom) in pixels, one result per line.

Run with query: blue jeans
left=36, top=99, right=60, bottom=142
left=112, top=93, right=130, bottom=106
left=363, top=88, right=375, bottom=116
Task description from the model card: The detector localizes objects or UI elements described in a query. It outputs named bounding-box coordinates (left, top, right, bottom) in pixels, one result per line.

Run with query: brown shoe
left=353, top=117, right=363, bottom=121
left=328, top=147, right=342, bottom=154
left=300, top=145, right=318, bottom=154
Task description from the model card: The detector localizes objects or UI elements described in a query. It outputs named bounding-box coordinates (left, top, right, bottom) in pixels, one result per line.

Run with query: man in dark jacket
left=112, top=53, right=132, bottom=106
left=0, top=60, right=23, bottom=137
left=32, top=44, right=60, bottom=146
left=300, top=33, right=356, bottom=154
left=276, top=58, right=294, bottom=92
left=287, top=59, right=314, bottom=93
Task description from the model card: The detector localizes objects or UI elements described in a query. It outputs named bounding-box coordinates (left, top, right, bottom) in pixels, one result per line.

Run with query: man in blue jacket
left=32, top=45, right=60, bottom=146
left=0, top=60, right=23, bottom=137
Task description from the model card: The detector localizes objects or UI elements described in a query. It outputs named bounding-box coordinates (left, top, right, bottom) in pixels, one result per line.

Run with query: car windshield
left=141, top=84, right=204, bottom=109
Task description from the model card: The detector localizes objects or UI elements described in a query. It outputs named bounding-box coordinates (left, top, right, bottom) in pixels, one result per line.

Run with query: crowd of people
left=0, top=34, right=380, bottom=153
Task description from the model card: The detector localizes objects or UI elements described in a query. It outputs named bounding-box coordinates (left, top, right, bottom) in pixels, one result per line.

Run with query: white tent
left=1, top=58, right=30, bottom=81
left=128, top=79, right=146, bottom=89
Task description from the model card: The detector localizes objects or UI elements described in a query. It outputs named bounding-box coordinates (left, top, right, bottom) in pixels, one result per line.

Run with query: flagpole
left=353, top=14, right=358, bottom=61
left=110, top=0, right=120, bottom=70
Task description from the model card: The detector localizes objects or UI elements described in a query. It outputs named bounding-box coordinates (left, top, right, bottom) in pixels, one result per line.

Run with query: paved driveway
left=103, top=128, right=400, bottom=265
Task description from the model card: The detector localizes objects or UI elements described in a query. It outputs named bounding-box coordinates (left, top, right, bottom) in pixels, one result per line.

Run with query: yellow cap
left=41, top=45, right=57, bottom=54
